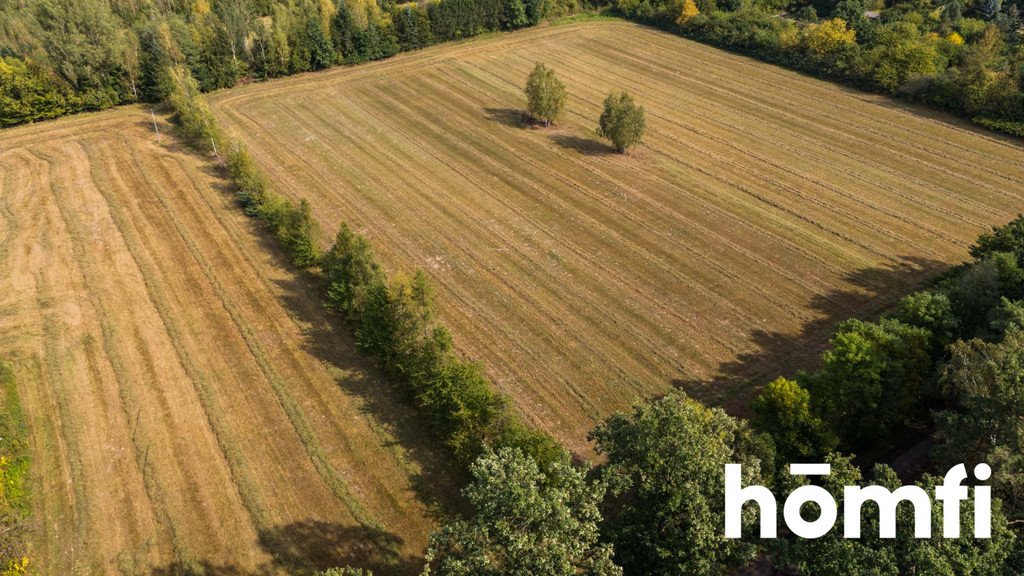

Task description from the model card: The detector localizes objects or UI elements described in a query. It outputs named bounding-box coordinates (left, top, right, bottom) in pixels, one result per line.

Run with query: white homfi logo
left=724, top=463, right=992, bottom=539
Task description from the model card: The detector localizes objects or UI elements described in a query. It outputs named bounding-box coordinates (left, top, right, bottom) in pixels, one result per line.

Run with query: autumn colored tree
left=676, top=0, right=700, bottom=25
left=803, top=18, right=857, bottom=59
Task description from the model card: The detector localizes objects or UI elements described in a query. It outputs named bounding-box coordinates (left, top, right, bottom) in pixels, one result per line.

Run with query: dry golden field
left=211, top=20, right=1024, bottom=455
left=0, top=107, right=453, bottom=574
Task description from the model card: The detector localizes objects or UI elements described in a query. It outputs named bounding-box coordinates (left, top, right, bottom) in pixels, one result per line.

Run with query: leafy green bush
left=752, top=377, right=837, bottom=465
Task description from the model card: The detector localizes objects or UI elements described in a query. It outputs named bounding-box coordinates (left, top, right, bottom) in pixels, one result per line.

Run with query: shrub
left=752, top=377, right=837, bottom=464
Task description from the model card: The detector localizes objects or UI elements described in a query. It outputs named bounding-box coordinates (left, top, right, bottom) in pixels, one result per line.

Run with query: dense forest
left=0, top=0, right=578, bottom=127
left=3, top=0, right=1022, bottom=133
left=613, top=0, right=1024, bottom=135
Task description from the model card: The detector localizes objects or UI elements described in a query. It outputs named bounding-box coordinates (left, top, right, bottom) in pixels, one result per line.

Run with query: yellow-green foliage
left=341, top=0, right=384, bottom=29
left=803, top=18, right=856, bottom=57
left=164, top=65, right=223, bottom=152
left=676, top=0, right=699, bottom=25
left=0, top=363, right=30, bottom=573
left=0, top=56, right=75, bottom=127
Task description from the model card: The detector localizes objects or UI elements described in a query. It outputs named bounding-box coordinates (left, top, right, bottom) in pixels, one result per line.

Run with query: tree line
left=162, top=60, right=564, bottom=472
left=4, top=0, right=1021, bottom=138
left=611, top=0, right=1024, bottom=136
left=0, top=0, right=586, bottom=128
left=366, top=214, right=1024, bottom=576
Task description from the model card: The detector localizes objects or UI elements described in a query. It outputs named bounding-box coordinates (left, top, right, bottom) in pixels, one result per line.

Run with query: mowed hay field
left=0, top=108, right=451, bottom=574
left=211, top=20, right=1024, bottom=455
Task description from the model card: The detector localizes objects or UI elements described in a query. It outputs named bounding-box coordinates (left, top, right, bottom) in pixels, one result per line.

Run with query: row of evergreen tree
left=0, top=0, right=569, bottom=128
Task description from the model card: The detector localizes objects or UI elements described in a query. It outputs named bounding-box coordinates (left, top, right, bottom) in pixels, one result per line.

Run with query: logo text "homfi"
left=724, top=463, right=991, bottom=539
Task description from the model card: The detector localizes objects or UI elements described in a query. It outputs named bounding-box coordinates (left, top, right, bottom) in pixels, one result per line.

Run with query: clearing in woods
left=0, top=108, right=453, bottom=574
left=211, top=20, right=1024, bottom=454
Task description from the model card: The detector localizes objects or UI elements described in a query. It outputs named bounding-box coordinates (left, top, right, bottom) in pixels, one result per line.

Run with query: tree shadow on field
left=266, top=247, right=470, bottom=519
left=483, top=107, right=528, bottom=128
left=548, top=133, right=617, bottom=156
left=258, top=520, right=422, bottom=575
left=148, top=522, right=421, bottom=576
left=671, top=255, right=951, bottom=417
left=860, top=95, right=1024, bottom=147
left=183, top=154, right=468, bottom=568
left=149, top=561, right=262, bottom=576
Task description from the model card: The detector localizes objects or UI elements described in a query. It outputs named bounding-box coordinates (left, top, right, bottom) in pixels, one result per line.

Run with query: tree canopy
left=524, top=62, right=567, bottom=126
left=597, top=91, right=646, bottom=153
left=589, top=389, right=771, bottom=576
left=421, top=447, right=620, bottom=576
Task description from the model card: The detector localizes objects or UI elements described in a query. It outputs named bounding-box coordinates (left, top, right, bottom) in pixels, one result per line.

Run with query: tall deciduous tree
left=785, top=455, right=1016, bottom=576
left=589, top=389, right=771, bottom=576
left=597, top=91, right=645, bottom=153
left=752, top=377, right=837, bottom=465
left=421, top=447, right=621, bottom=576
left=935, top=327, right=1024, bottom=519
left=802, top=317, right=933, bottom=448
left=524, top=62, right=566, bottom=126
